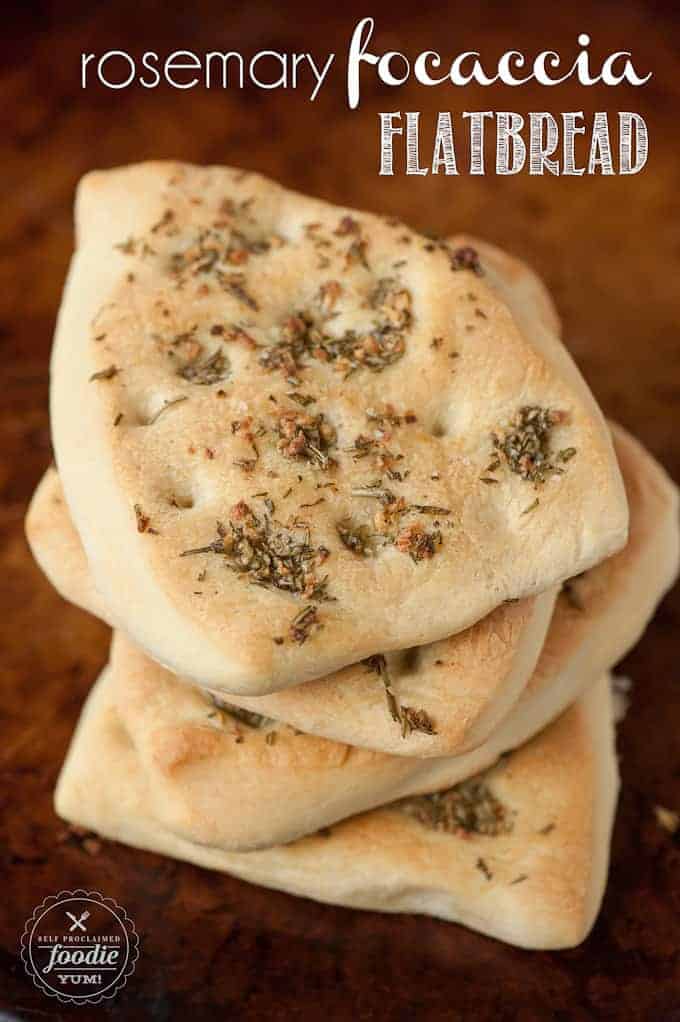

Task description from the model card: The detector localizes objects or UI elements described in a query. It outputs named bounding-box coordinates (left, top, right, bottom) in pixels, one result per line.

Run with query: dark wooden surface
left=1, top=2, right=679, bottom=1018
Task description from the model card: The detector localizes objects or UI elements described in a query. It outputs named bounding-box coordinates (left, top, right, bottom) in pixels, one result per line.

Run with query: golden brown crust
left=101, top=631, right=558, bottom=850
left=25, top=467, right=106, bottom=618
left=51, top=162, right=628, bottom=694
left=55, top=671, right=618, bottom=950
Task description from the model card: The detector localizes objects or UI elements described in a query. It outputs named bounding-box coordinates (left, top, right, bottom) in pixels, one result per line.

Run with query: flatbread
left=27, top=423, right=677, bottom=759
left=55, top=673, right=618, bottom=950
left=84, top=627, right=581, bottom=851
left=50, top=163, right=627, bottom=694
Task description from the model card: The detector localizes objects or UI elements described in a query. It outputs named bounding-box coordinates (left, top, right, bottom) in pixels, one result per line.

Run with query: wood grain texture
left=1, top=1, right=679, bottom=1018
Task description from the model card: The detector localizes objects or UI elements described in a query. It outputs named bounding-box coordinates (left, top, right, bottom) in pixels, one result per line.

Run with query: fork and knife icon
left=66, top=909, right=90, bottom=932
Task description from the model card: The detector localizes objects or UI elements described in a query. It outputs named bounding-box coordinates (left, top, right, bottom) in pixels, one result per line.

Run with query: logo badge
left=21, top=890, right=138, bottom=1005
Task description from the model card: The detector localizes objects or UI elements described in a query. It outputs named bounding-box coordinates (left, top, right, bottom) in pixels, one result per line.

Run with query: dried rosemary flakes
left=364, top=654, right=436, bottom=738
left=346, top=236, right=369, bottom=268
left=491, top=405, right=572, bottom=484
left=322, top=324, right=406, bottom=376
left=350, top=482, right=450, bottom=562
left=261, top=312, right=406, bottom=378
left=448, top=245, right=483, bottom=275
left=366, top=404, right=417, bottom=429
left=334, top=214, right=360, bottom=236
left=345, top=433, right=405, bottom=480
left=258, top=314, right=314, bottom=376
left=168, top=226, right=270, bottom=282
left=398, top=776, right=513, bottom=836
left=133, top=504, right=157, bottom=534
left=286, top=391, right=317, bottom=407
left=178, top=348, right=230, bottom=385
left=401, top=706, right=437, bottom=735
left=395, top=522, right=442, bottom=562
left=337, top=518, right=374, bottom=556
left=369, top=277, right=412, bottom=330
left=207, top=692, right=272, bottom=729
left=345, top=434, right=379, bottom=461
left=259, top=278, right=412, bottom=379
left=276, top=410, right=336, bottom=469
left=318, top=280, right=342, bottom=315
left=89, top=364, right=119, bottom=382
left=222, top=275, right=259, bottom=310
left=288, top=604, right=321, bottom=644
left=180, top=501, right=331, bottom=601
left=476, top=857, right=493, bottom=881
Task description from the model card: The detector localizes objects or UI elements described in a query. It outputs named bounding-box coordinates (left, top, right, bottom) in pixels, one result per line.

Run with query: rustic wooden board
left=1, top=2, right=679, bottom=1018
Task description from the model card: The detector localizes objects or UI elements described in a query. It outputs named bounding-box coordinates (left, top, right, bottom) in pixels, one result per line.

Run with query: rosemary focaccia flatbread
left=50, top=162, right=628, bottom=695
left=55, top=673, right=618, bottom=950
left=27, top=423, right=677, bottom=759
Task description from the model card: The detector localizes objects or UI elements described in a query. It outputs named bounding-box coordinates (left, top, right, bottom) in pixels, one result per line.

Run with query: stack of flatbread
left=26, top=163, right=679, bottom=950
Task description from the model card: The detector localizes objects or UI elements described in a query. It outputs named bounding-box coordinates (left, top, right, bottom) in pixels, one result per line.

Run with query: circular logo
left=21, top=889, right=139, bottom=1005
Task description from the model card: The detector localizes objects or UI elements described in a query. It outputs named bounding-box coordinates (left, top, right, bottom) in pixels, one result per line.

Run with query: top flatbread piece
left=50, top=162, right=628, bottom=693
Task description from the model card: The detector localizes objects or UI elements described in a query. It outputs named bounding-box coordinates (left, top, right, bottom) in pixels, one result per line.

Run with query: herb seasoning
left=288, top=604, right=321, bottom=644
left=276, top=410, right=337, bottom=469
left=364, top=654, right=436, bottom=738
left=259, top=279, right=412, bottom=379
left=491, top=406, right=572, bottom=484
left=178, top=348, right=230, bottom=385
left=448, top=245, right=483, bottom=275
left=398, top=775, right=513, bottom=836
left=337, top=518, right=374, bottom=556
left=207, top=692, right=271, bottom=729
left=395, top=522, right=442, bottom=562
left=134, top=504, right=157, bottom=534
left=180, top=501, right=332, bottom=601
left=89, top=365, right=119, bottom=382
